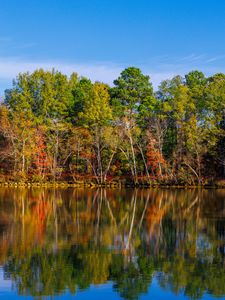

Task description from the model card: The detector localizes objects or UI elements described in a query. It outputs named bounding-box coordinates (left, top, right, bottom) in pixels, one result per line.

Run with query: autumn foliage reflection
left=0, top=188, right=224, bottom=299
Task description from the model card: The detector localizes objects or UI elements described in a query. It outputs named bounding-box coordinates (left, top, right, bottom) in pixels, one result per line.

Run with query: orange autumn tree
left=146, top=135, right=166, bottom=178
left=32, top=129, right=50, bottom=181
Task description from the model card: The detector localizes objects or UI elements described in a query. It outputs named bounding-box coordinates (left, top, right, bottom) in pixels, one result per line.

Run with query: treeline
left=0, top=67, right=225, bottom=185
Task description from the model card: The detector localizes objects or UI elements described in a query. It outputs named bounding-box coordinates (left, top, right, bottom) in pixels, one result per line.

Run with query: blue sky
left=0, top=0, right=225, bottom=94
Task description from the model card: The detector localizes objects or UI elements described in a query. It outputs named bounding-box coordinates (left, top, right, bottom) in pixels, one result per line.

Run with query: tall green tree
left=111, top=67, right=154, bottom=183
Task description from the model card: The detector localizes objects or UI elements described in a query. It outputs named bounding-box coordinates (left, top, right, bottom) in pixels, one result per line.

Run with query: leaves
left=1, top=67, right=225, bottom=184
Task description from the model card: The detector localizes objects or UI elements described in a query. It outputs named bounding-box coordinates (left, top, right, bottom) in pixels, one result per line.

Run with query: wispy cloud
left=0, top=53, right=225, bottom=95
left=0, top=57, right=127, bottom=95
left=176, top=53, right=206, bottom=63
left=147, top=53, right=225, bottom=68
left=0, top=37, right=36, bottom=50
left=0, top=57, right=123, bottom=83
left=205, top=55, right=225, bottom=63
left=143, top=53, right=225, bottom=82
left=0, top=56, right=180, bottom=92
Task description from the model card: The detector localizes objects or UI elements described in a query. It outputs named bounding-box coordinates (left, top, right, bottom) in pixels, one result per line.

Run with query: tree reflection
left=0, top=188, right=224, bottom=299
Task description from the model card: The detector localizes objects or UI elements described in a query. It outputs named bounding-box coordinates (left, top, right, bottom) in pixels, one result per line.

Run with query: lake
left=0, top=188, right=224, bottom=299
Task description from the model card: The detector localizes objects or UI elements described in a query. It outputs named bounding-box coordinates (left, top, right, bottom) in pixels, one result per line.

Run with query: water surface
left=0, top=188, right=224, bottom=299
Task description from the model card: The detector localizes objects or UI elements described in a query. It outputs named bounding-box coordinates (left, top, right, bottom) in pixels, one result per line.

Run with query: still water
left=0, top=188, right=224, bottom=299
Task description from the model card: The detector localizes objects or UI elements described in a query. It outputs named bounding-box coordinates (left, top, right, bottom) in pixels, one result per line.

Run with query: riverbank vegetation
left=1, top=67, right=225, bottom=186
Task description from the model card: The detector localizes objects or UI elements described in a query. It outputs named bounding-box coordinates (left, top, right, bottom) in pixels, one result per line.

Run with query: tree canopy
left=1, top=67, right=225, bottom=185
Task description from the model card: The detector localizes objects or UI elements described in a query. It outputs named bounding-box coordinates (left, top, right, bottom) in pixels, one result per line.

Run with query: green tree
left=77, top=82, right=113, bottom=183
left=111, top=67, right=154, bottom=183
left=5, top=69, right=73, bottom=124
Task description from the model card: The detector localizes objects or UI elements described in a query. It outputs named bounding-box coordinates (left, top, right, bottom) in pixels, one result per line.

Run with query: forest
left=0, top=67, right=225, bottom=185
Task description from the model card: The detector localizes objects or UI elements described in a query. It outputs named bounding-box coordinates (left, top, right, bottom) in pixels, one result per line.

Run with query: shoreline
left=0, top=181, right=225, bottom=189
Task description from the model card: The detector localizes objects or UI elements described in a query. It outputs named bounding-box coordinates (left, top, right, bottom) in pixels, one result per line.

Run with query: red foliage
left=146, top=138, right=166, bottom=176
left=32, top=130, right=50, bottom=175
